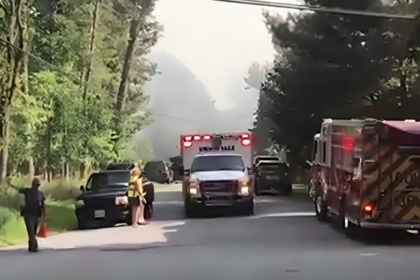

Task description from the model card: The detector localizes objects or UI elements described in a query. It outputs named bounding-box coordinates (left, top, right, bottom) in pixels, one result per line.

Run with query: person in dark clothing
left=19, top=176, right=45, bottom=252
left=142, top=177, right=154, bottom=220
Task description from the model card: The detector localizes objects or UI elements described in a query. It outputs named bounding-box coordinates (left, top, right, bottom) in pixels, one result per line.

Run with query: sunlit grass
left=0, top=175, right=83, bottom=247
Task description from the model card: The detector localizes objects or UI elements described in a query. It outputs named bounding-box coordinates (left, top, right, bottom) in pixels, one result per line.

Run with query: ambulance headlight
left=190, top=188, right=198, bottom=195
left=240, top=186, right=250, bottom=195
left=238, top=176, right=251, bottom=195
left=189, top=175, right=200, bottom=195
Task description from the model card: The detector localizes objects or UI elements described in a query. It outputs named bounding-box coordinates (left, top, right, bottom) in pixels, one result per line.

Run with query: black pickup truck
left=75, top=170, right=131, bottom=229
left=254, top=160, right=292, bottom=196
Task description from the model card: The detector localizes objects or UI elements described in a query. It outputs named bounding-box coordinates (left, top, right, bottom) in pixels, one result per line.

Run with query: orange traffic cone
left=37, top=223, right=48, bottom=238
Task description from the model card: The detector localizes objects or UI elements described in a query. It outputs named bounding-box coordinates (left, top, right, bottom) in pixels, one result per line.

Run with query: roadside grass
left=0, top=175, right=81, bottom=247
left=0, top=215, right=27, bottom=247
left=0, top=200, right=77, bottom=247
left=45, top=200, right=77, bottom=232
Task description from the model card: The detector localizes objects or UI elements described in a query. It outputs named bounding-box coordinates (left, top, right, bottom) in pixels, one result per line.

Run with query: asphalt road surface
left=1, top=183, right=420, bottom=280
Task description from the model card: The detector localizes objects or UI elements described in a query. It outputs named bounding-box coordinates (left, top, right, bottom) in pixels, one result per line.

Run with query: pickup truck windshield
left=258, top=162, right=289, bottom=173
left=191, top=155, right=245, bottom=172
left=91, top=172, right=130, bottom=190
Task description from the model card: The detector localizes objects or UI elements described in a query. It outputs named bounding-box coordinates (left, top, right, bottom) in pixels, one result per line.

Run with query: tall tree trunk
left=65, top=163, right=70, bottom=183
left=79, top=0, right=100, bottom=179
left=0, top=0, right=25, bottom=181
left=46, top=118, right=52, bottom=182
left=28, top=157, right=34, bottom=181
left=21, top=2, right=33, bottom=180
left=115, top=16, right=141, bottom=115
left=82, top=0, right=100, bottom=101
left=0, top=110, right=11, bottom=181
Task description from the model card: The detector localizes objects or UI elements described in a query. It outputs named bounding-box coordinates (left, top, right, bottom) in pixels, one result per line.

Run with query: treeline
left=253, top=0, right=420, bottom=169
left=0, top=0, right=161, bottom=181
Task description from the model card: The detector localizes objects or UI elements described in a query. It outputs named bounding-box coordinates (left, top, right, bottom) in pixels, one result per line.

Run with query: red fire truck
left=310, top=118, right=420, bottom=238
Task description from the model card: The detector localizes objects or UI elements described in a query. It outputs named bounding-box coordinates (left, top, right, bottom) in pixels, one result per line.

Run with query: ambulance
left=180, top=132, right=254, bottom=217
left=310, top=118, right=420, bottom=238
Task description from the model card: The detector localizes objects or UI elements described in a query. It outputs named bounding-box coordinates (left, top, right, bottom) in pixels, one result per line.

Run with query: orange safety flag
left=37, top=223, right=48, bottom=238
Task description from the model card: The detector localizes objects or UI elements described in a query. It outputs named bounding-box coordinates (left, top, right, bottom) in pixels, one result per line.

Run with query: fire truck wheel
left=343, top=218, right=363, bottom=239
left=340, top=203, right=365, bottom=239
left=314, top=190, right=328, bottom=222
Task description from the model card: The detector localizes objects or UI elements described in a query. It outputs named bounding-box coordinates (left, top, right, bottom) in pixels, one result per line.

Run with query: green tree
left=256, top=0, right=418, bottom=167
left=0, top=0, right=161, bottom=182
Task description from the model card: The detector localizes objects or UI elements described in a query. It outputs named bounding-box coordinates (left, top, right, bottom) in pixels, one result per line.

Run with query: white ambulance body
left=180, top=132, right=252, bottom=170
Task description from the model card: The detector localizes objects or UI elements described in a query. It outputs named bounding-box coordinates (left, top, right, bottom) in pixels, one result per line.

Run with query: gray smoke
left=139, top=51, right=257, bottom=160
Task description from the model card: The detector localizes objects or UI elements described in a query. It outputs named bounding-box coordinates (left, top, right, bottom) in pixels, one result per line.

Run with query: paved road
left=1, top=184, right=420, bottom=280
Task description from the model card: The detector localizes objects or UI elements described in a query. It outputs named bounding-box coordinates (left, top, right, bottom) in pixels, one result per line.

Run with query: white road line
left=40, top=245, right=76, bottom=250
left=254, top=199, right=286, bottom=203
left=153, top=201, right=183, bottom=205
left=155, top=212, right=316, bottom=225
left=153, top=199, right=287, bottom=205
left=160, top=221, right=186, bottom=228
left=359, top=253, right=379, bottom=256
left=247, top=212, right=315, bottom=219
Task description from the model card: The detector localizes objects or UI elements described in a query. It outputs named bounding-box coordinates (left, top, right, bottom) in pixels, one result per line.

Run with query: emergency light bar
left=182, top=133, right=251, bottom=148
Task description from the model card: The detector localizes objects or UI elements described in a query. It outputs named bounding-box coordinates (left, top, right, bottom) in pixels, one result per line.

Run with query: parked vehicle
left=75, top=166, right=156, bottom=229
left=310, top=118, right=420, bottom=238
left=170, top=156, right=184, bottom=182
left=254, top=160, right=292, bottom=196
left=105, top=162, right=137, bottom=170
left=144, top=160, right=172, bottom=184
left=75, top=170, right=131, bottom=229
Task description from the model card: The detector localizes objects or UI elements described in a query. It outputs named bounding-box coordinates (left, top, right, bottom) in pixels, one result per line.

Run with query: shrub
left=40, top=178, right=82, bottom=201
left=0, top=185, right=20, bottom=211
left=0, top=207, right=17, bottom=234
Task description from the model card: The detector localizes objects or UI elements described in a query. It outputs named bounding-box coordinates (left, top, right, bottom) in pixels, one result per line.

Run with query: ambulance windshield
left=191, top=155, right=245, bottom=172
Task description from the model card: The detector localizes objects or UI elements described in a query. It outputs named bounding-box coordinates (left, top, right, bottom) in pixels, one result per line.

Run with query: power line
left=0, top=37, right=126, bottom=103
left=208, top=0, right=420, bottom=20
left=0, top=37, right=236, bottom=125
left=1, top=37, right=254, bottom=124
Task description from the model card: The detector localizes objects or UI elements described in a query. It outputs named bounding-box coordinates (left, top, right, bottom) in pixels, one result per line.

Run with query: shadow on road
left=2, top=216, right=420, bottom=258
left=327, top=223, right=420, bottom=246
left=3, top=189, right=420, bottom=258
left=154, top=190, right=182, bottom=202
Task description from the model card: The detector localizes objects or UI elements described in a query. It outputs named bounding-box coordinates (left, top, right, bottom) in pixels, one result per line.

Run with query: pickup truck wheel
left=77, top=218, right=90, bottom=230
left=314, top=190, right=328, bottom=222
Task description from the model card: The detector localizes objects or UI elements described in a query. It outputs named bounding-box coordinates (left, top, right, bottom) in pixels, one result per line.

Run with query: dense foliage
left=0, top=0, right=161, bottom=181
left=252, top=0, right=420, bottom=169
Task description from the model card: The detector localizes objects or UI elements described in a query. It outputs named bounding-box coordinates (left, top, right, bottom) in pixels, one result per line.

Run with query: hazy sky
left=152, top=0, right=299, bottom=109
